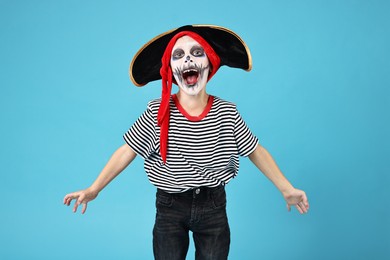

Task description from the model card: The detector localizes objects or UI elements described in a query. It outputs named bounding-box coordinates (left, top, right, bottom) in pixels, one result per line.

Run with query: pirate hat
left=130, top=24, right=252, bottom=86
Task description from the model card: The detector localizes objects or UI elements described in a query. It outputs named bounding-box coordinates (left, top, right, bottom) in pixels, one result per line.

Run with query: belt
left=157, top=184, right=225, bottom=199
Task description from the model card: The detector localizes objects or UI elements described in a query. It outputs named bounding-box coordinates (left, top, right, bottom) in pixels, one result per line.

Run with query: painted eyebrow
left=190, top=45, right=204, bottom=52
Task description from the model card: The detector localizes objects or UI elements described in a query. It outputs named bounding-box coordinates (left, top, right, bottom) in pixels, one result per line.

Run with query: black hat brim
left=130, top=24, right=252, bottom=87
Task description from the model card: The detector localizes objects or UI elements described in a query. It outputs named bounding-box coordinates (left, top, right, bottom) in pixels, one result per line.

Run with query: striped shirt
left=123, top=94, right=258, bottom=193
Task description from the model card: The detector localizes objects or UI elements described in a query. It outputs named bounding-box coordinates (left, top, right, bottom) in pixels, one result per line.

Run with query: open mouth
left=182, top=69, right=199, bottom=86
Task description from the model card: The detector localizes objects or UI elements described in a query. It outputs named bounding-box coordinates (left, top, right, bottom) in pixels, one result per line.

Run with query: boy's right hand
left=63, top=188, right=98, bottom=214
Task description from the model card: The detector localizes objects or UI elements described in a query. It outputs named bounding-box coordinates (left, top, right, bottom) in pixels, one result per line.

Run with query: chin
left=180, top=84, right=204, bottom=96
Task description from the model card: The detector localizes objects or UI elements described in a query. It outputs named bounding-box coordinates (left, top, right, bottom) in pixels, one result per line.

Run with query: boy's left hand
left=283, top=188, right=309, bottom=214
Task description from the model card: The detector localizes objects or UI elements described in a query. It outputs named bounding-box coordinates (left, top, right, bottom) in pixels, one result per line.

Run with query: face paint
left=171, top=36, right=210, bottom=96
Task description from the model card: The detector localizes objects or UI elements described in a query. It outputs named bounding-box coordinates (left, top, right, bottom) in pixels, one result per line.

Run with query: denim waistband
left=157, top=184, right=225, bottom=199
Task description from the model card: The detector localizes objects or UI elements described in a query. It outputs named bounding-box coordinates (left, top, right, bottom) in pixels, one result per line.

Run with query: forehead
left=172, top=36, right=202, bottom=50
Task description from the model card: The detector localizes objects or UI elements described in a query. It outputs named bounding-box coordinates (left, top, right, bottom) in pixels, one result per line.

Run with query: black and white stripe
left=123, top=96, right=258, bottom=193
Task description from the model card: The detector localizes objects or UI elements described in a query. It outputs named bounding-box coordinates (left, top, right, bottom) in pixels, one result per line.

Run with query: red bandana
left=158, top=31, right=221, bottom=163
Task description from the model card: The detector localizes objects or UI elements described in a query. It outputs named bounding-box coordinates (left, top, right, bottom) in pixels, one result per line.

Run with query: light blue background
left=1, top=0, right=389, bottom=259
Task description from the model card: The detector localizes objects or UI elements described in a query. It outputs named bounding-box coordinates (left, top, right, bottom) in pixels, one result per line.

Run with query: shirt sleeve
left=233, top=108, right=259, bottom=157
left=123, top=103, right=157, bottom=159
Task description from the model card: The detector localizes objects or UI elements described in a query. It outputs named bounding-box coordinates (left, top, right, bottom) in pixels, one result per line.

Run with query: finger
left=81, top=203, right=88, bottom=214
left=301, top=193, right=309, bottom=208
left=300, top=199, right=310, bottom=212
left=73, top=202, right=78, bottom=213
left=74, top=193, right=86, bottom=213
left=287, top=204, right=291, bottom=212
left=305, top=203, right=310, bottom=213
left=304, top=199, right=310, bottom=210
left=303, top=201, right=309, bottom=212
left=63, top=194, right=73, bottom=205
left=65, top=196, right=73, bottom=206
left=64, top=193, right=78, bottom=206
left=299, top=202, right=308, bottom=213
left=300, top=202, right=309, bottom=214
left=73, top=198, right=82, bottom=213
left=295, top=204, right=304, bottom=214
left=298, top=201, right=306, bottom=213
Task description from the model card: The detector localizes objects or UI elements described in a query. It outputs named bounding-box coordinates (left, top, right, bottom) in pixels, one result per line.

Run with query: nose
left=185, top=55, right=192, bottom=63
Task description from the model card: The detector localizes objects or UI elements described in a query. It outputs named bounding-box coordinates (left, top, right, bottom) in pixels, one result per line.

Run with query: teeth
left=183, top=69, right=198, bottom=74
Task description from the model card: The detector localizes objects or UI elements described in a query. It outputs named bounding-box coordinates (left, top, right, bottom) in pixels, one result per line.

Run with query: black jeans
left=153, top=185, right=230, bottom=260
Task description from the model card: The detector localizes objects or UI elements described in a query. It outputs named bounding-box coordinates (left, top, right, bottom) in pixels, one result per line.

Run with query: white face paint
left=171, top=36, right=210, bottom=96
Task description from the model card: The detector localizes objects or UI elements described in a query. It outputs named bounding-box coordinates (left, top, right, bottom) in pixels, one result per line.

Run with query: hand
left=283, top=188, right=309, bottom=214
left=63, top=188, right=98, bottom=214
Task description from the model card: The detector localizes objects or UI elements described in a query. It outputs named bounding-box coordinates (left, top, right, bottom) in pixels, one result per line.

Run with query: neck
left=176, top=90, right=209, bottom=116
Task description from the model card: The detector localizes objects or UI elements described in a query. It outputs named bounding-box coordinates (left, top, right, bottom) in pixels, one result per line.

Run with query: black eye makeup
left=172, top=49, right=185, bottom=60
left=191, top=46, right=205, bottom=57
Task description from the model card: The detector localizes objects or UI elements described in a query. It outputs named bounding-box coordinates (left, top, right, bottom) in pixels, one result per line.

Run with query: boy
left=64, top=25, right=309, bottom=260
